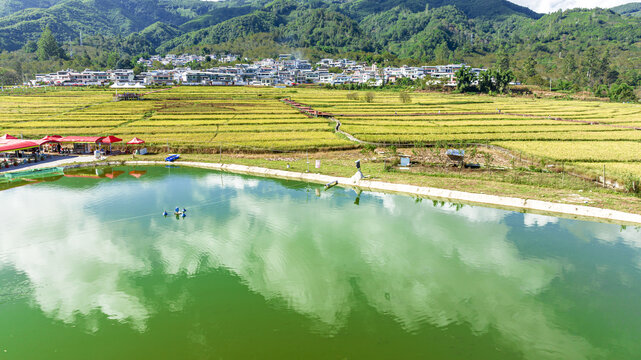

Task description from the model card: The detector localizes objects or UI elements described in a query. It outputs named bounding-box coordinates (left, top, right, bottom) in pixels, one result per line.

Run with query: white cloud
left=511, top=0, right=632, bottom=13
left=523, top=213, right=560, bottom=227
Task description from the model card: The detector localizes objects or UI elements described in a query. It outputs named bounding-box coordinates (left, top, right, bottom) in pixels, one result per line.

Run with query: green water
left=1, top=166, right=641, bottom=359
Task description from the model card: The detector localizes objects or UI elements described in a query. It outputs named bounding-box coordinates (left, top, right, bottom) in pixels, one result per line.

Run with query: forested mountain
left=0, top=0, right=640, bottom=93
left=0, top=0, right=260, bottom=51
left=0, top=0, right=62, bottom=17
left=0, top=0, right=540, bottom=52
left=612, top=3, right=641, bottom=17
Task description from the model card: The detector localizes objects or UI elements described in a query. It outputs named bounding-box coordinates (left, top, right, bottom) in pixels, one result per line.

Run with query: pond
left=1, top=166, right=640, bottom=359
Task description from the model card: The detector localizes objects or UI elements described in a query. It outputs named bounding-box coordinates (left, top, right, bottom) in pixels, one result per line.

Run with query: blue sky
left=510, top=0, right=633, bottom=13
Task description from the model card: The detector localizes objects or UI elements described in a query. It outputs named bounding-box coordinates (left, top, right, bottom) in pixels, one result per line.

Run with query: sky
left=509, top=0, right=635, bottom=13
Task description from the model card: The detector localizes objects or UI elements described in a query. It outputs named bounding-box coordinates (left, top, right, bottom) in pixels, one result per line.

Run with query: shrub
left=609, top=83, right=637, bottom=102
left=399, top=91, right=412, bottom=103
left=346, top=92, right=359, bottom=100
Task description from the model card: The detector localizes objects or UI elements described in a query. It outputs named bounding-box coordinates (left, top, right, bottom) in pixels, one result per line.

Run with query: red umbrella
left=1, top=134, right=18, bottom=140
left=126, top=137, right=145, bottom=145
left=101, top=136, right=122, bottom=144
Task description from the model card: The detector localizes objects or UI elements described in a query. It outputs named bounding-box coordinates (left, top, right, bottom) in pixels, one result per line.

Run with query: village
left=29, top=53, right=486, bottom=87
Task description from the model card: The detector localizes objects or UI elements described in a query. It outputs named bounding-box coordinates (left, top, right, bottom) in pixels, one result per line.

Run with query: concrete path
left=0, top=155, right=99, bottom=173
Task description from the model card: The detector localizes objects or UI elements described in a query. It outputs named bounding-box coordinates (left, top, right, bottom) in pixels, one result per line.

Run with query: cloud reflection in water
left=1, top=170, right=639, bottom=358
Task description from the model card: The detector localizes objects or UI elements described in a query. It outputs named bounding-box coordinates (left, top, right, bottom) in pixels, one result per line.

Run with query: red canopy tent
left=1, top=134, right=18, bottom=140
left=101, top=136, right=122, bottom=144
left=0, top=140, right=39, bottom=153
left=126, top=137, right=146, bottom=155
left=56, top=136, right=105, bottom=154
left=126, top=137, right=145, bottom=145
left=101, top=136, right=122, bottom=153
left=33, top=138, right=59, bottom=146
left=57, top=136, right=105, bottom=143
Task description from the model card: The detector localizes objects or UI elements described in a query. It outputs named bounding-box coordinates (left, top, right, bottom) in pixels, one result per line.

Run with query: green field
left=1, top=86, right=641, bottom=182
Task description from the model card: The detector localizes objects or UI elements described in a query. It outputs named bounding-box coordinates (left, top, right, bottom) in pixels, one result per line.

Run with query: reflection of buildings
left=2, top=171, right=640, bottom=358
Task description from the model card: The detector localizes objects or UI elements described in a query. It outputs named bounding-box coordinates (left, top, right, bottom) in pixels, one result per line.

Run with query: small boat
left=165, top=154, right=180, bottom=162
left=325, top=180, right=338, bottom=189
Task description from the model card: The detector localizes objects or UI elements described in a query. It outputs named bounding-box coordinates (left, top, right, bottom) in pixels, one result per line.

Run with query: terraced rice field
left=287, top=89, right=641, bottom=181
left=0, top=87, right=352, bottom=151
left=1, top=86, right=641, bottom=182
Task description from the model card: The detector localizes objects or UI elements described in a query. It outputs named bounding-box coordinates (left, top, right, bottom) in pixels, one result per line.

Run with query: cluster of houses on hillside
left=135, top=53, right=240, bottom=68
left=29, top=54, right=487, bottom=88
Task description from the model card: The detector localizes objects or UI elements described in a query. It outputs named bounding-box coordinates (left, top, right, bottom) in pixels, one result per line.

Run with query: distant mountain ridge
left=612, top=2, right=641, bottom=17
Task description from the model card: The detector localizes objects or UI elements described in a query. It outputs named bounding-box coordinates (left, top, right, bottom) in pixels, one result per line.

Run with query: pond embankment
left=61, top=160, right=641, bottom=226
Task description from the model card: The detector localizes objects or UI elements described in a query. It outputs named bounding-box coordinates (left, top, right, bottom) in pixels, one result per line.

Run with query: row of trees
left=454, top=67, right=514, bottom=94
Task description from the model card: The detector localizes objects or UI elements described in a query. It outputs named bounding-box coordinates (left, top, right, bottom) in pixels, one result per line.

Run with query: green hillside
left=0, top=0, right=234, bottom=51
left=0, top=0, right=640, bottom=95
left=612, top=2, right=641, bottom=17
left=0, top=0, right=61, bottom=17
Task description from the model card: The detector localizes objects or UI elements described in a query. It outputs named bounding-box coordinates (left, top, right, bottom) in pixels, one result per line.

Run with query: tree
left=609, top=83, right=637, bottom=102
left=523, top=56, right=537, bottom=78
left=71, top=51, right=92, bottom=69
left=455, top=66, right=476, bottom=92
left=434, top=42, right=450, bottom=64
left=399, top=91, right=411, bottom=103
left=346, top=92, right=359, bottom=100
left=478, top=70, right=495, bottom=93
left=23, top=40, right=37, bottom=53
left=581, top=47, right=611, bottom=86
left=0, top=67, right=20, bottom=85
left=133, top=63, right=147, bottom=76
left=494, top=69, right=514, bottom=94
left=593, top=84, right=608, bottom=98
left=363, top=92, right=375, bottom=103
left=106, top=52, right=120, bottom=69
left=562, top=53, right=579, bottom=84
left=497, top=51, right=510, bottom=72
left=36, top=27, right=65, bottom=61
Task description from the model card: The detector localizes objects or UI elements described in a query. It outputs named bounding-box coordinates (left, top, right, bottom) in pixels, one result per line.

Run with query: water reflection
left=0, top=188, right=150, bottom=331
left=1, top=167, right=640, bottom=358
